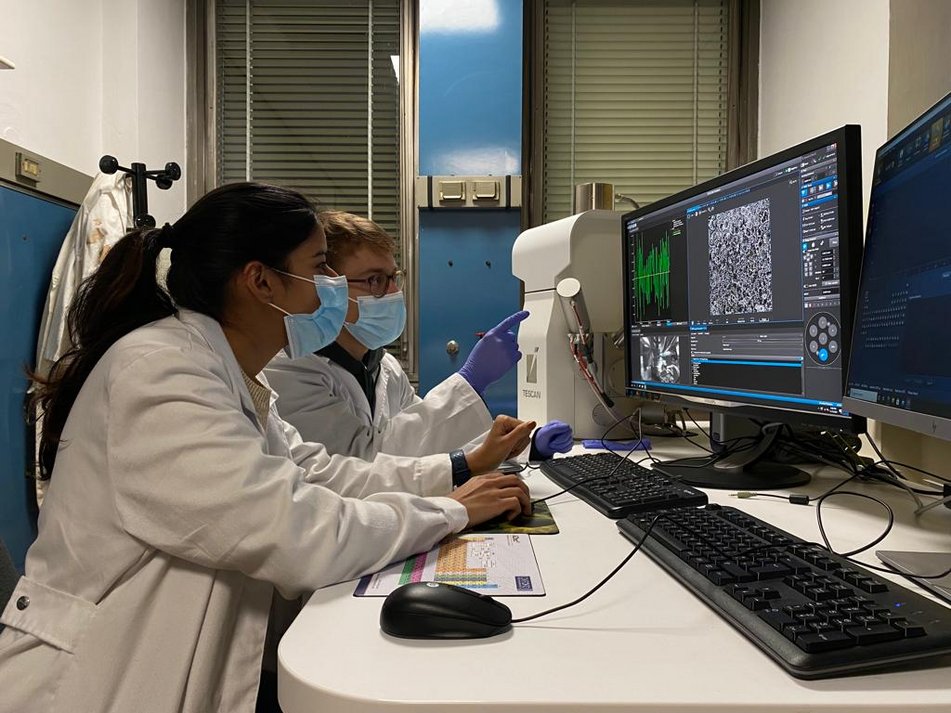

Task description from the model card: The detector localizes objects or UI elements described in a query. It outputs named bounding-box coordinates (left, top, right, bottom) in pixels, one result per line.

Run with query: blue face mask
left=343, top=291, right=407, bottom=349
left=271, top=273, right=349, bottom=359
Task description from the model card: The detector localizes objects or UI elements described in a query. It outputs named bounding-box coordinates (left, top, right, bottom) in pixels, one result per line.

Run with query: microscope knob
left=446, top=340, right=460, bottom=356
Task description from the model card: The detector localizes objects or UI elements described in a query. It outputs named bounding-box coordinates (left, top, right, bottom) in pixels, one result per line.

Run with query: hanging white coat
left=0, top=310, right=465, bottom=713
left=34, top=172, right=132, bottom=373
left=264, top=350, right=493, bottom=459
left=32, top=171, right=133, bottom=506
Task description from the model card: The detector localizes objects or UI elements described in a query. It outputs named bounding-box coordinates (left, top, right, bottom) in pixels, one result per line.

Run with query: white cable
left=914, top=493, right=951, bottom=516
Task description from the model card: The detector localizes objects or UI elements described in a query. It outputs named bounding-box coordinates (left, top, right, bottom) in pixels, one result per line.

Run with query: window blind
left=542, top=0, right=730, bottom=222
left=215, top=0, right=401, bottom=240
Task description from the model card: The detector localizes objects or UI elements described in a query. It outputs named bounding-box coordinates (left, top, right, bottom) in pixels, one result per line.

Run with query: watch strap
left=449, top=449, right=472, bottom=487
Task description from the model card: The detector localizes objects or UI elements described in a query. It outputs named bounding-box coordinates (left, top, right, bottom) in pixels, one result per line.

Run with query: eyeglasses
left=346, top=269, right=405, bottom=298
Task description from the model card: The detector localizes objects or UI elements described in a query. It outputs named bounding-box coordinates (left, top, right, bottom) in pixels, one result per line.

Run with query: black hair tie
left=157, top=222, right=180, bottom=250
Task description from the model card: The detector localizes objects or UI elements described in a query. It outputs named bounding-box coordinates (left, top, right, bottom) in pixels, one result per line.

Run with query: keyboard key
left=759, top=608, right=797, bottom=632
left=749, top=563, right=793, bottom=580
left=894, top=620, right=927, bottom=638
left=797, top=631, right=855, bottom=653
left=846, top=624, right=904, bottom=645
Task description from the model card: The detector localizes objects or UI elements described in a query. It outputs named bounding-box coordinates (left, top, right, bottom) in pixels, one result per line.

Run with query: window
left=215, top=0, right=402, bottom=242
left=533, top=0, right=752, bottom=224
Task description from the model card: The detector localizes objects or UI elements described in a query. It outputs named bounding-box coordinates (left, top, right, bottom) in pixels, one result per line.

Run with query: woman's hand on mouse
left=448, top=473, right=531, bottom=526
left=465, top=416, right=536, bottom=475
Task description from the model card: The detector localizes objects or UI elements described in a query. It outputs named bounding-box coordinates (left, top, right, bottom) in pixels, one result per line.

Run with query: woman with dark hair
left=0, top=182, right=532, bottom=713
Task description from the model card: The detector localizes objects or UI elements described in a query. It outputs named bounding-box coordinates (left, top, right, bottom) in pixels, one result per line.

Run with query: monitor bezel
left=842, top=90, right=951, bottom=442
left=621, top=125, right=866, bottom=433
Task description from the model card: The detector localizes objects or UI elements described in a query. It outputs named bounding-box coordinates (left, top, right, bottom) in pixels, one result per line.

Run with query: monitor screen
left=844, top=92, right=951, bottom=442
left=622, top=126, right=864, bottom=431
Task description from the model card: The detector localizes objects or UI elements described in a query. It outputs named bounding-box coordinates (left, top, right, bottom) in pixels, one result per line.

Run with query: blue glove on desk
left=457, top=310, right=528, bottom=395
left=532, top=420, right=574, bottom=459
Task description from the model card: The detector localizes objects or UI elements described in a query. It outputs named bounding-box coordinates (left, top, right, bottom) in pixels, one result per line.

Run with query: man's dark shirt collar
left=318, top=342, right=385, bottom=412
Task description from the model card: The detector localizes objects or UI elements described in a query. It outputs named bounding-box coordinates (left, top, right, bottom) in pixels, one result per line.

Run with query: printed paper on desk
left=354, top=533, right=545, bottom=597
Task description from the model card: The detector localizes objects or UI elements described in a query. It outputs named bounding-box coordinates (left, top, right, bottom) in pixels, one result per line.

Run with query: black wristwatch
left=449, top=449, right=472, bottom=487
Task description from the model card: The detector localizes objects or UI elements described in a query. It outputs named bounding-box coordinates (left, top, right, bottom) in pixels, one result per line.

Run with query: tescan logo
left=526, top=353, right=538, bottom=384
left=522, top=389, right=542, bottom=399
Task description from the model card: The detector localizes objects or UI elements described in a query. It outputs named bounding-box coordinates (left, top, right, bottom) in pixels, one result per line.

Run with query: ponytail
left=32, top=226, right=176, bottom=478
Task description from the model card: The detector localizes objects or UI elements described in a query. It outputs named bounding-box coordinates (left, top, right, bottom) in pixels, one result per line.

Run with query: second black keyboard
left=618, top=504, right=951, bottom=679
left=539, top=452, right=708, bottom=518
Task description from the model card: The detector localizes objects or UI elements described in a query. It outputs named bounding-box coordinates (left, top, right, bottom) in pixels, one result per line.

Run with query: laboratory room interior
left=1, top=1, right=950, bottom=712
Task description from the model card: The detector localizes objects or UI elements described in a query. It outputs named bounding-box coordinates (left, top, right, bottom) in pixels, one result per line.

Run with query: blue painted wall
left=417, top=0, right=523, bottom=415
left=0, top=187, right=77, bottom=572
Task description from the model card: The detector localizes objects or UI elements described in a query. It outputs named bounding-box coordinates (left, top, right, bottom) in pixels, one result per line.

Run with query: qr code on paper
left=515, top=576, right=533, bottom=591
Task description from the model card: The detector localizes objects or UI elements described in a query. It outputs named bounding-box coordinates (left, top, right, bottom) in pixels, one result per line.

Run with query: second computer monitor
left=844, top=90, right=951, bottom=442
left=622, top=126, right=865, bottom=488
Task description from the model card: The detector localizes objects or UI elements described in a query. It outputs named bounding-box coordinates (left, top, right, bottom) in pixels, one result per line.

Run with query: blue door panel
left=418, top=210, right=522, bottom=417
left=0, top=187, right=76, bottom=572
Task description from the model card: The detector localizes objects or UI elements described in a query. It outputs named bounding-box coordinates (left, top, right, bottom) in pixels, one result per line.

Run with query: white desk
left=278, top=441, right=951, bottom=712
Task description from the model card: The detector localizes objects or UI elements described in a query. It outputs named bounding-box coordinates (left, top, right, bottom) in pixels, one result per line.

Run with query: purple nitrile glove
left=532, top=420, right=574, bottom=459
left=457, top=310, right=529, bottom=395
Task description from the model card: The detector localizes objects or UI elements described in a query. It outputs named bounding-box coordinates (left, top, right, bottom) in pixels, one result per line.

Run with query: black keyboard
left=539, top=453, right=707, bottom=518
left=618, top=504, right=951, bottom=679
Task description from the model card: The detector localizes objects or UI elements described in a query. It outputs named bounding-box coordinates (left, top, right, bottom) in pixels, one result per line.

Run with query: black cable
left=511, top=514, right=661, bottom=624
left=531, top=414, right=655, bottom=506
left=683, top=408, right=712, bottom=441
left=734, top=471, right=859, bottom=507
left=502, top=461, right=542, bottom=474
left=599, top=409, right=640, bottom=452
left=682, top=409, right=758, bottom=453
left=660, top=421, right=770, bottom=472
left=735, top=492, right=788, bottom=501
left=678, top=409, right=715, bottom=454
left=880, top=459, right=951, bottom=485
left=863, top=430, right=906, bottom=483
left=814, top=490, right=894, bottom=557
left=863, top=463, right=943, bottom=496
left=772, top=425, right=864, bottom=475
left=599, top=407, right=658, bottom=464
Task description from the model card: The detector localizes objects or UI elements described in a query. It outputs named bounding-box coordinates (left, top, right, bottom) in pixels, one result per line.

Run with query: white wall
left=0, top=0, right=104, bottom=172
left=759, top=0, right=890, bottom=207
left=0, top=0, right=186, bottom=223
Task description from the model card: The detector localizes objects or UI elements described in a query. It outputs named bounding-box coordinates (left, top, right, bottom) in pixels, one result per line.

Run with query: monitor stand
left=651, top=414, right=811, bottom=490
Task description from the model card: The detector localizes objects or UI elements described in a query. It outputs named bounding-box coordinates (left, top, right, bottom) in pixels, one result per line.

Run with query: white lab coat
left=0, top=309, right=465, bottom=713
left=264, top=350, right=493, bottom=459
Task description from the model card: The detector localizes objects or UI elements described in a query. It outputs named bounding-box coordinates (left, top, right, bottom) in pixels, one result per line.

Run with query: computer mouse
left=380, top=581, right=513, bottom=639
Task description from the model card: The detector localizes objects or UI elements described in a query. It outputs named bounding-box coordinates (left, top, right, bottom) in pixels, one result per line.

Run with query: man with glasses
left=265, top=210, right=572, bottom=466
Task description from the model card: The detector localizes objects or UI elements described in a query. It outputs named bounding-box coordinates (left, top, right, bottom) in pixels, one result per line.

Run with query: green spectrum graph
left=635, top=232, right=672, bottom=319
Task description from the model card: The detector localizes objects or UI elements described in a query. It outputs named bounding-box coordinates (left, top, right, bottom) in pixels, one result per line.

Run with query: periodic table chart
left=354, top=533, right=545, bottom=596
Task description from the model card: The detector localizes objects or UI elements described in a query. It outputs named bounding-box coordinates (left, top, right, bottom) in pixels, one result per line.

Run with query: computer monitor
left=844, top=92, right=951, bottom=442
left=622, top=126, right=866, bottom=489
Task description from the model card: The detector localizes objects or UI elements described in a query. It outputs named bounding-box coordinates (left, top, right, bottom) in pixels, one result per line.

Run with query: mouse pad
left=467, top=500, right=559, bottom=535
